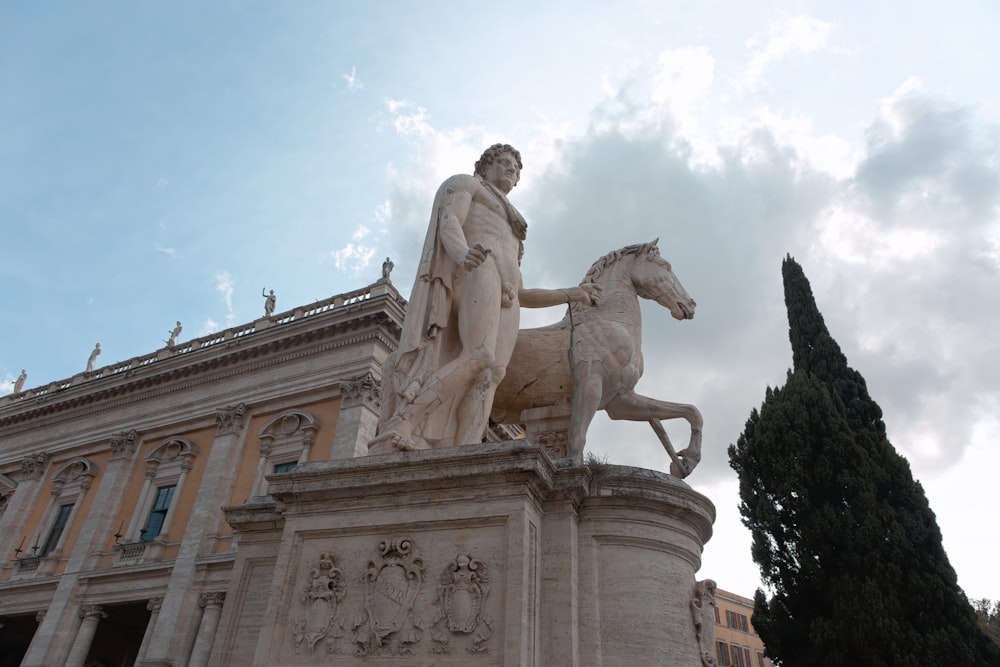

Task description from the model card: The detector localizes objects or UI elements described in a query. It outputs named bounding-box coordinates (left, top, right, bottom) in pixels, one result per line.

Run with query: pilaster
left=329, top=372, right=381, bottom=459
left=138, top=403, right=247, bottom=667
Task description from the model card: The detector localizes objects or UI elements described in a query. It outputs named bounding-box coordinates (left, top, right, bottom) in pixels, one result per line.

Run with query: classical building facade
left=0, top=280, right=404, bottom=667
left=1, top=275, right=725, bottom=666
left=713, top=588, right=771, bottom=667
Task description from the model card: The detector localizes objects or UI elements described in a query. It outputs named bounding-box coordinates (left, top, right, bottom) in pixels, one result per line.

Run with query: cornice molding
left=0, top=307, right=401, bottom=435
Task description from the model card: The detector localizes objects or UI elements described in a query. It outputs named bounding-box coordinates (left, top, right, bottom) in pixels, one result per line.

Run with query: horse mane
left=581, top=241, right=659, bottom=285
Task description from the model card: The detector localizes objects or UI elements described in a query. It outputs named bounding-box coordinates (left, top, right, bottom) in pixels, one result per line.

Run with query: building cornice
left=0, top=283, right=405, bottom=434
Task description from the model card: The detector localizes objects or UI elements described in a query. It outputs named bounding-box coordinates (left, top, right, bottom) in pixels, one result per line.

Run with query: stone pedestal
left=216, top=442, right=715, bottom=666
left=519, top=405, right=572, bottom=458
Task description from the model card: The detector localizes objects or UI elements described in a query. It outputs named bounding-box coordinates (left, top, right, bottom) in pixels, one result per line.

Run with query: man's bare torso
left=441, top=174, right=522, bottom=297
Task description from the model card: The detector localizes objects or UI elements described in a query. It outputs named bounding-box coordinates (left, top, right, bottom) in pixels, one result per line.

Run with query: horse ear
left=652, top=238, right=659, bottom=247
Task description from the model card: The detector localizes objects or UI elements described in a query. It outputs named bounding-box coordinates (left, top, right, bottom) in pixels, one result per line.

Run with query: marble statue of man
left=370, top=144, right=599, bottom=453
left=86, top=343, right=101, bottom=372
left=166, top=321, right=182, bottom=347
left=262, top=288, right=276, bottom=317
left=14, top=369, right=27, bottom=393
left=381, top=256, right=394, bottom=281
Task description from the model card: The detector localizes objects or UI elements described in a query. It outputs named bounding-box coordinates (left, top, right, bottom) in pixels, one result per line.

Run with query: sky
left=2, top=2, right=999, bottom=602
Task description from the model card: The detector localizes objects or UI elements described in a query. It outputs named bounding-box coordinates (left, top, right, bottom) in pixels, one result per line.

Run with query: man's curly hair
left=474, top=143, right=522, bottom=183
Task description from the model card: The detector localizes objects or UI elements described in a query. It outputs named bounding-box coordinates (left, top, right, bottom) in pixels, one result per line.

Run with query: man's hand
left=463, top=242, right=492, bottom=271
left=579, top=283, right=602, bottom=305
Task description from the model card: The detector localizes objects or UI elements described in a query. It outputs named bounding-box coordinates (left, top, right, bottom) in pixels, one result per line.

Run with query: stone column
left=296, top=429, right=314, bottom=464
left=64, top=604, right=106, bottom=667
left=249, top=444, right=272, bottom=497
left=18, top=431, right=140, bottom=667
left=136, top=596, right=163, bottom=663
left=187, top=592, right=225, bottom=667
left=330, top=373, right=381, bottom=458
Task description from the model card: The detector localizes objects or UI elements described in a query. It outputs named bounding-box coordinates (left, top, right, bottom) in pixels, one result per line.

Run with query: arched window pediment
left=52, top=457, right=97, bottom=491
left=257, top=410, right=319, bottom=443
left=146, top=438, right=199, bottom=465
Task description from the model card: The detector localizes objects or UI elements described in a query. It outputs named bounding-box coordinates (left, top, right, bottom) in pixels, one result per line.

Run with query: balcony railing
left=114, top=541, right=146, bottom=563
left=15, top=556, right=41, bottom=574
left=2, top=281, right=392, bottom=408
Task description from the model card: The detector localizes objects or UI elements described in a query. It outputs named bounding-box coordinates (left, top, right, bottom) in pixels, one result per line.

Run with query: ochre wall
left=219, top=396, right=342, bottom=553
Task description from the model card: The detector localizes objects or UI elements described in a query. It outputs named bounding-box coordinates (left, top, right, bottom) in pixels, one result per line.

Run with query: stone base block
left=217, top=442, right=715, bottom=666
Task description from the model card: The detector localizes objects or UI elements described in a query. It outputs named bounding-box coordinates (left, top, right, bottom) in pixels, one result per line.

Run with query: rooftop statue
left=85, top=343, right=101, bottom=373
left=491, top=241, right=703, bottom=475
left=262, top=288, right=276, bottom=317
left=370, top=144, right=599, bottom=454
left=166, top=321, right=182, bottom=347
left=381, top=256, right=394, bottom=282
left=14, top=369, right=27, bottom=393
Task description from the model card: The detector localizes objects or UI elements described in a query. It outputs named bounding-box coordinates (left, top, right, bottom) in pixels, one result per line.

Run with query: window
left=726, top=609, right=736, bottom=628
left=756, top=649, right=766, bottom=667
left=717, top=641, right=729, bottom=666
left=731, top=645, right=743, bottom=667
left=252, top=410, right=319, bottom=496
left=743, top=647, right=753, bottom=667
left=714, top=605, right=721, bottom=624
left=141, top=485, right=176, bottom=542
left=121, top=438, right=197, bottom=549
left=40, top=503, right=74, bottom=555
left=29, top=457, right=94, bottom=563
left=739, top=613, right=749, bottom=632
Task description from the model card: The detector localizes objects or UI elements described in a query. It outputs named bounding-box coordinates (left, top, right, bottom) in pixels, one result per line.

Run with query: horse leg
left=568, top=361, right=603, bottom=463
left=605, top=391, right=703, bottom=473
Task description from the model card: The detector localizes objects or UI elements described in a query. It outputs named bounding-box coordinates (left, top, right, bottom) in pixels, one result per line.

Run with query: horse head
left=629, top=240, right=696, bottom=321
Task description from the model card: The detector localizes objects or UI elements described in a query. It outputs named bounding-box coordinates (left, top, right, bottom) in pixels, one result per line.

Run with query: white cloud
left=198, top=318, right=220, bottom=336
left=155, top=244, right=177, bottom=257
left=741, top=16, right=833, bottom=92
left=343, top=65, right=362, bottom=91
left=0, top=372, right=13, bottom=396
left=385, top=99, right=434, bottom=138
left=373, top=200, right=391, bottom=226
left=650, top=47, right=715, bottom=124
left=214, top=270, right=235, bottom=325
left=331, top=242, right=375, bottom=274
left=814, top=202, right=946, bottom=269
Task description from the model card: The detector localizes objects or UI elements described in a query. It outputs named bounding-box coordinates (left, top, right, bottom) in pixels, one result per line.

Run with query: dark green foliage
left=728, top=256, right=1000, bottom=666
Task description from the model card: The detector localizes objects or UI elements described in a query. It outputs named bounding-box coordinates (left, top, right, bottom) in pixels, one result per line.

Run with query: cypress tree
left=728, top=256, right=1000, bottom=666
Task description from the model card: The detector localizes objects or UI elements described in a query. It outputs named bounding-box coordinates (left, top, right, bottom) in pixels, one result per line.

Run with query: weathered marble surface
left=371, top=145, right=597, bottom=456
left=219, top=441, right=715, bottom=666
left=493, top=241, right=703, bottom=475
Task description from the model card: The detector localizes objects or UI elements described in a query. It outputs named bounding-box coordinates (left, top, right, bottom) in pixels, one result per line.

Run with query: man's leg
left=376, top=268, right=503, bottom=449
left=452, top=298, right=519, bottom=445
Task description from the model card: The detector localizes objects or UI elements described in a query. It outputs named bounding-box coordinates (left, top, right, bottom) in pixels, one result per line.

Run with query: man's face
left=483, top=152, right=520, bottom=194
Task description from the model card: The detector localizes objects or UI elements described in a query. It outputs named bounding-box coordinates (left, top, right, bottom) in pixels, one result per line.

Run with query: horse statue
left=490, top=240, right=703, bottom=477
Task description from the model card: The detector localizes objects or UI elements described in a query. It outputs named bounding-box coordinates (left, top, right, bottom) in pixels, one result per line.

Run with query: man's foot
left=368, top=417, right=417, bottom=455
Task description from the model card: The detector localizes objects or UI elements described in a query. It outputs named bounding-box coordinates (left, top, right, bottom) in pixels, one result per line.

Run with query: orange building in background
left=713, top=587, right=772, bottom=667
left=0, top=278, right=403, bottom=666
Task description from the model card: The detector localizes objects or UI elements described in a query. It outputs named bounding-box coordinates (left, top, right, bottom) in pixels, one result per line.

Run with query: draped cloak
left=380, top=174, right=527, bottom=445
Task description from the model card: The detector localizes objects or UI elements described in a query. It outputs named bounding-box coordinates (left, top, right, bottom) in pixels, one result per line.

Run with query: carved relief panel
left=277, top=530, right=504, bottom=663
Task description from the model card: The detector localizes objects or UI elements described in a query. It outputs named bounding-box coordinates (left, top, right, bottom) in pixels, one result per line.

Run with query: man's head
left=475, top=143, right=522, bottom=193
